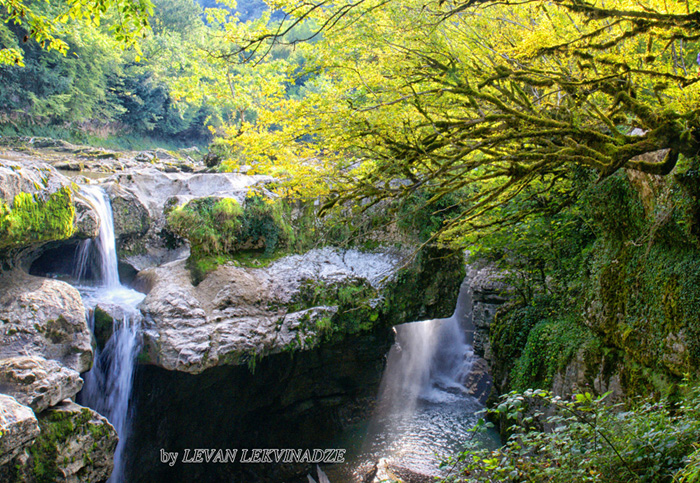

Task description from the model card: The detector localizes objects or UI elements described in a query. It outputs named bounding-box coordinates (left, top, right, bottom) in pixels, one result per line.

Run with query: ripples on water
left=325, top=280, right=500, bottom=482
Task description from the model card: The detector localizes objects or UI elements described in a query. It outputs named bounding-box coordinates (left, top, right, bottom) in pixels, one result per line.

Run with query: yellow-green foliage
left=0, top=187, right=75, bottom=250
left=167, top=197, right=243, bottom=255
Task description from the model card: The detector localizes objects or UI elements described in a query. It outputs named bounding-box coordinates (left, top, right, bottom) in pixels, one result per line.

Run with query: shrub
left=444, top=384, right=700, bottom=483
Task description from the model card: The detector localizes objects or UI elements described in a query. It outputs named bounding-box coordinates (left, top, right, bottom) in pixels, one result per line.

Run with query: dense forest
left=0, top=0, right=281, bottom=148
left=2, top=0, right=700, bottom=481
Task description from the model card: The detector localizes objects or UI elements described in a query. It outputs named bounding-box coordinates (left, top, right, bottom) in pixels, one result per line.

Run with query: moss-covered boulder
left=0, top=160, right=76, bottom=253
left=0, top=159, right=103, bottom=268
left=3, top=401, right=117, bottom=483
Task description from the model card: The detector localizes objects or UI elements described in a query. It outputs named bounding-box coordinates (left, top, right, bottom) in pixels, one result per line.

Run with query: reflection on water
left=326, top=280, right=500, bottom=482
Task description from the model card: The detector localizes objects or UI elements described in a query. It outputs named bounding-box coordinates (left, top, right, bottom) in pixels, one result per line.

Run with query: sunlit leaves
left=204, top=0, right=700, bottom=245
left=0, top=0, right=153, bottom=64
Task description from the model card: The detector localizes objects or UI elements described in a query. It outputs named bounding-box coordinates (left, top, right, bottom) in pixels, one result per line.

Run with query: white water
left=74, top=186, right=120, bottom=288
left=74, top=185, right=145, bottom=483
left=328, top=278, right=497, bottom=481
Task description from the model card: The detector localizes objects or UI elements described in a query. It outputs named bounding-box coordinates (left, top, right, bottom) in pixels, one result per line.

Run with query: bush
left=167, top=197, right=243, bottom=255
left=444, top=384, right=700, bottom=483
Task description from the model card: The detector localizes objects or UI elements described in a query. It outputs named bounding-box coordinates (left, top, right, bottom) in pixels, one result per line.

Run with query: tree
left=0, top=0, right=154, bottom=65
left=213, top=0, right=700, bottom=245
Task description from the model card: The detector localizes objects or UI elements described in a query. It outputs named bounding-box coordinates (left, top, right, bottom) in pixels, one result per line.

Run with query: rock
left=102, top=168, right=273, bottom=268
left=0, top=158, right=100, bottom=268
left=134, top=151, right=155, bottom=163
left=92, top=306, right=114, bottom=350
left=153, top=148, right=175, bottom=160
left=0, top=357, right=83, bottom=413
left=107, top=168, right=273, bottom=217
left=0, top=395, right=40, bottom=466
left=0, top=270, right=93, bottom=373
left=137, top=247, right=457, bottom=374
left=661, top=331, right=690, bottom=376
left=0, top=159, right=72, bottom=207
left=6, top=401, right=118, bottom=483
left=551, top=347, right=624, bottom=402
left=203, top=152, right=221, bottom=168
left=73, top=197, right=100, bottom=239
left=463, top=357, right=493, bottom=404
left=372, top=458, right=435, bottom=483
left=467, top=262, right=511, bottom=361
left=104, top=184, right=150, bottom=243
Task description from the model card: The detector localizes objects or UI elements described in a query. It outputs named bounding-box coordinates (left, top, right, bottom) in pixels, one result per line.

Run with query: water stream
left=73, top=185, right=145, bottom=483
left=327, top=278, right=498, bottom=481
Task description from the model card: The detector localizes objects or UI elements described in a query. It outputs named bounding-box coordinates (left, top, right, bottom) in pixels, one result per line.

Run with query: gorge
left=0, top=144, right=484, bottom=482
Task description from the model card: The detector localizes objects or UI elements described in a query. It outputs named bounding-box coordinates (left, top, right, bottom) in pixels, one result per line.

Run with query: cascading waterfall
left=73, top=186, right=120, bottom=288
left=74, top=185, right=145, bottom=483
left=329, top=278, right=496, bottom=481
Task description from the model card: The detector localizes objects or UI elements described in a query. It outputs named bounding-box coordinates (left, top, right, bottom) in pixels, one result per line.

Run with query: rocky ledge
left=137, top=246, right=464, bottom=374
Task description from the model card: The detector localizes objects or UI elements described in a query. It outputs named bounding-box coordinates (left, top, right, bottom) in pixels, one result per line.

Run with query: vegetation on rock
left=0, top=187, right=75, bottom=250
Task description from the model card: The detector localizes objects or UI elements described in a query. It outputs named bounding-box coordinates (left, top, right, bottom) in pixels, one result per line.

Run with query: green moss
left=167, top=195, right=299, bottom=282
left=0, top=187, right=75, bottom=250
left=167, top=197, right=243, bottom=256
left=27, top=408, right=94, bottom=483
left=286, top=278, right=380, bottom=342
left=511, top=316, right=594, bottom=391
left=92, top=306, right=114, bottom=350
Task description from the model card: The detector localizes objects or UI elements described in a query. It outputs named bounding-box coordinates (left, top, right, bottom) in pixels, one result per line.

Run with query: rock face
left=0, top=270, right=92, bottom=373
left=0, top=158, right=100, bottom=268
left=0, top=159, right=72, bottom=206
left=137, top=247, right=460, bottom=374
left=467, top=262, right=510, bottom=362
left=552, top=347, right=625, bottom=401
left=0, top=395, right=40, bottom=466
left=0, top=357, right=83, bottom=413
left=127, top=327, right=395, bottom=483
left=103, top=168, right=274, bottom=268
left=1, top=401, right=118, bottom=483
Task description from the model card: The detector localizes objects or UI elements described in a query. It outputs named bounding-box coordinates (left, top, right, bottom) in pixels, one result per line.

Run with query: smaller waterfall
left=74, top=186, right=120, bottom=287
left=74, top=185, right=145, bottom=483
left=377, top=277, right=474, bottom=413
left=328, top=278, right=497, bottom=482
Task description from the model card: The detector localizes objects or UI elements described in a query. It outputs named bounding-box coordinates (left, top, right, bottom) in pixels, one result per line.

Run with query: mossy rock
left=92, top=306, right=114, bottom=351
left=6, top=402, right=117, bottom=483
left=0, top=187, right=75, bottom=251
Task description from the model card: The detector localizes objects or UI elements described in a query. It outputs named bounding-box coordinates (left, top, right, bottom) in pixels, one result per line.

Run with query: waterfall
left=74, top=185, right=120, bottom=287
left=74, top=184, right=145, bottom=483
left=378, top=277, right=474, bottom=412
left=328, top=278, right=493, bottom=481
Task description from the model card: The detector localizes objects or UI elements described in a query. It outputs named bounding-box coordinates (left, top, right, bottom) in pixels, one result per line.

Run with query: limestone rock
left=104, top=184, right=150, bottom=242
left=102, top=168, right=273, bottom=268
left=552, top=347, right=624, bottom=402
left=467, top=262, right=511, bottom=360
left=0, top=395, right=40, bottom=466
left=73, top=197, right=100, bottom=239
left=0, top=159, right=72, bottom=206
left=0, top=270, right=93, bottom=373
left=463, top=357, right=493, bottom=404
left=7, top=401, right=118, bottom=483
left=0, top=357, right=83, bottom=413
left=138, top=248, right=407, bottom=373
